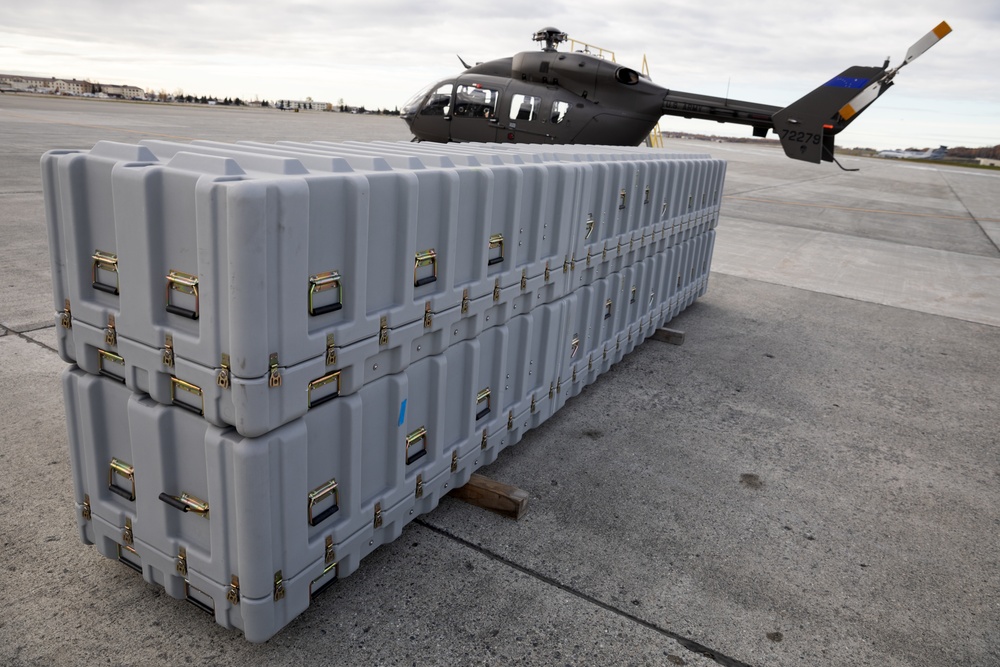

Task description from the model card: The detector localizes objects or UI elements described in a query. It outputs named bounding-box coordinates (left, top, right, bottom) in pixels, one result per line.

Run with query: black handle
left=93, top=283, right=120, bottom=295
left=159, top=492, right=189, bottom=512
left=476, top=406, right=490, bottom=420
left=309, top=503, right=339, bottom=527
left=487, top=256, right=504, bottom=266
left=312, top=573, right=337, bottom=598
left=414, top=275, right=437, bottom=288
left=406, top=448, right=427, bottom=466
left=172, top=400, right=202, bottom=415
left=109, top=485, right=134, bottom=501
left=166, top=304, right=199, bottom=320
left=311, top=302, right=343, bottom=317
left=309, top=391, right=340, bottom=409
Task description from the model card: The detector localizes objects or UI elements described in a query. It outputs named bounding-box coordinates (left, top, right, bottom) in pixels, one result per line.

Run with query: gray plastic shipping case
left=44, top=140, right=725, bottom=436
left=49, top=140, right=725, bottom=641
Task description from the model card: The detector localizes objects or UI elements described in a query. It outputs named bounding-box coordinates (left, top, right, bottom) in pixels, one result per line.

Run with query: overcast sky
left=2, top=0, right=997, bottom=149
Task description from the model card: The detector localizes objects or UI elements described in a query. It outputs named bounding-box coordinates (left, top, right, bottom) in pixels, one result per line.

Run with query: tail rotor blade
left=839, top=81, right=881, bottom=121
left=903, top=21, right=952, bottom=66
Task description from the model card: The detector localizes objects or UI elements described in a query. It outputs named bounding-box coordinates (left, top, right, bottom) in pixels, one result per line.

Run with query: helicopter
left=400, top=24, right=951, bottom=166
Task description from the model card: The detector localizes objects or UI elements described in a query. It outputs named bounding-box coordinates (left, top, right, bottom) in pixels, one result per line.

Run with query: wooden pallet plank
left=449, top=473, right=529, bottom=520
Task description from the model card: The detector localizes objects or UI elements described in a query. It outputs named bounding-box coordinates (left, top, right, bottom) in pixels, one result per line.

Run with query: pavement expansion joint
left=938, top=174, right=1000, bottom=256
left=11, top=328, right=58, bottom=354
left=415, top=519, right=755, bottom=667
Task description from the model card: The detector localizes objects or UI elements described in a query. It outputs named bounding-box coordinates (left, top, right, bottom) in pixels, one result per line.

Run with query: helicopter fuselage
left=401, top=50, right=666, bottom=145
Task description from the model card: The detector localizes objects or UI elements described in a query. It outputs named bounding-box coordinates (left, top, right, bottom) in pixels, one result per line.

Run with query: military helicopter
left=401, top=24, right=951, bottom=166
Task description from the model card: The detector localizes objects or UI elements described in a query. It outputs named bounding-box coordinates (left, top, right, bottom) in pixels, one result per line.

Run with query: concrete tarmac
left=1, top=95, right=998, bottom=666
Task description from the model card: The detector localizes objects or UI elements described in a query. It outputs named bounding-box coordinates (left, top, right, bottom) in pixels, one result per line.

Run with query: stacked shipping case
left=44, top=139, right=725, bottom=641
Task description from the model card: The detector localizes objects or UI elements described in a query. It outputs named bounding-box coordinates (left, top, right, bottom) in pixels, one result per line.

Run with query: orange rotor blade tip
left=934, top=21, right=952, bottom=38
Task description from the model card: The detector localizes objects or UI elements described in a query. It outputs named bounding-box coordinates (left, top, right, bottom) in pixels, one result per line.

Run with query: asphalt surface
left=2, top=95, right=998, bottom=666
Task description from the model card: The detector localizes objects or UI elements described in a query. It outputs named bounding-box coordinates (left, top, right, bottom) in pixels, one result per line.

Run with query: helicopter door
left=450, top=83, right=503, bottom=142
left=504, top=92, right=552, bottom=142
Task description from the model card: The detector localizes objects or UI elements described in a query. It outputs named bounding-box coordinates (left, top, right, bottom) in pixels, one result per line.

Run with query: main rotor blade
left=903, top=21, right=952, bottom=67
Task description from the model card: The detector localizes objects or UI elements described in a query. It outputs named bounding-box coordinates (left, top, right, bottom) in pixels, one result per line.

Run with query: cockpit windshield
left=402, top=82, right=450, bottom=117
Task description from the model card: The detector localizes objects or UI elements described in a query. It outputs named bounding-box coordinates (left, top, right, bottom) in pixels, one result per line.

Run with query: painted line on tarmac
left=725, top=195, right=1000, bottom=224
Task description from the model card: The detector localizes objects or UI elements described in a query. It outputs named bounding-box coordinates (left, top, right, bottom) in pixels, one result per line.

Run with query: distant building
left=0, top=74, right=143, bottom=99
left=275, top=99, right=329, bottom=111
left=978, top=158, right=1000, bottom=167
left=96, top=83, right=145, bottom=99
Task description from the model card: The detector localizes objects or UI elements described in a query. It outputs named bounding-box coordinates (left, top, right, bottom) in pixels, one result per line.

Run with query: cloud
left=0, top=0, right=996, bottom=147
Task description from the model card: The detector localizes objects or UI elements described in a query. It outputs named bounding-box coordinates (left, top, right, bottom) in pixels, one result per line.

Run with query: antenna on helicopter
left=533, top=27, right=568, bottom=52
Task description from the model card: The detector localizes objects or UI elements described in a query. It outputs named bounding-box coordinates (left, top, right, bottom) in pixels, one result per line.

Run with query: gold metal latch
left=423, top=301, right=433, bottom=329
left=415, top=474, right=424, bottom=499
left=60, top=299, right=72, bottom=329
left=326, top=333, right=337, bottom=366
left=81, top=494, right=91, bottom=521
left=325, top=535, right=336, bottom=564
left=274, top=571, right=285, bottom=601
left=451, top=450, right=458, bottom=473
left=268, top=353, right=282, bottom=388
left=379, top=315, right=389, bottom=346
left=176, top=546, right=188, bottom=576
left=162, top=333, right=175, bottom=368
left=104, top=314, right=117, bottom=347
left=373, top=502, right=383, bottom=529
left=216, top=353, right=231, bottom=389
left=122, top=517, right=134, bottom=547
left=227, top=575, right=240, bottom=605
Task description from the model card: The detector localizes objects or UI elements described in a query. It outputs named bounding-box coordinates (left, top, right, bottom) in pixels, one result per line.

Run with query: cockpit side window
left=421, top=83, right=453, bottom=116
left=550, top=101, right=570, bottom=124
left=454, top=84, right=500, bottom=118
left=509, top=94, right=541, bottom=121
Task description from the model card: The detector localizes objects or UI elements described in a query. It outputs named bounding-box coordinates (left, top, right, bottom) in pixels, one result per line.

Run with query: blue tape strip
left=398, top=399, right=407, bottom=426
left=824, top=76, right=869, bottom=89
